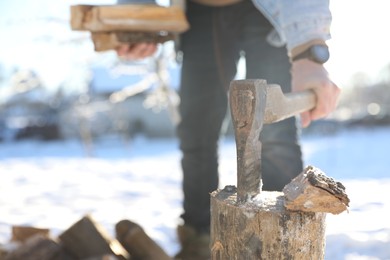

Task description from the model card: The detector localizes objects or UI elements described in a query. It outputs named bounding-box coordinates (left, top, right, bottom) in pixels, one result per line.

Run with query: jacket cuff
left=284, top=15, right=331, bottom=54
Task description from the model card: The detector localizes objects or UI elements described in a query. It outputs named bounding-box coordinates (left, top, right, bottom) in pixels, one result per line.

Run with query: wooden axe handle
left=264, top=84, right=316, bottom=124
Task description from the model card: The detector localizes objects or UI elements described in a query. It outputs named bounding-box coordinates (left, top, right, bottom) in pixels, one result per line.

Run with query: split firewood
left=0, top=243, right=16, bottom=260
left=70, top=4, right=189, bottom=51
left=91, top=31, right=175, bottom=51
left=71, top=4, right=189, bottom=33
left=59, top=215, right=129, bottom=260
left=11, top=225, right=50, bottom=243
left=283, top=166, right=350, bottom=214
left=116, top=219, right=171, bottom=260
left=4, top=235, right=62, bottom=260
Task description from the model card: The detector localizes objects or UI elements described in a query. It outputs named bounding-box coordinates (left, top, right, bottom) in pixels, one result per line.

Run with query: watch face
left=311, top=45, right=330, bottom=63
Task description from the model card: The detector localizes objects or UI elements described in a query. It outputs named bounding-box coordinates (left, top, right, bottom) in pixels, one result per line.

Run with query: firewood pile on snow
left=0, top=215, right=171, bottom=260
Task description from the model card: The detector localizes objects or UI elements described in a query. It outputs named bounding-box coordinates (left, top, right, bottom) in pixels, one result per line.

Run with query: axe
left=229, top=79, right=316, bottom=202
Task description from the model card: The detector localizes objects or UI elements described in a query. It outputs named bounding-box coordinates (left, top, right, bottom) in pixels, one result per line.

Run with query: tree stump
left=210, top=187, right=326, bottom=259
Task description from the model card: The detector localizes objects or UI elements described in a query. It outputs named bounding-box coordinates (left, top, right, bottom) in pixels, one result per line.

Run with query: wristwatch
left=292, top=45, right=330, bottom=64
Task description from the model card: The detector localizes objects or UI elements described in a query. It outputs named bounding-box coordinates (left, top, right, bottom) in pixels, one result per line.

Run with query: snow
left=0, top=126, right=389, bottom=259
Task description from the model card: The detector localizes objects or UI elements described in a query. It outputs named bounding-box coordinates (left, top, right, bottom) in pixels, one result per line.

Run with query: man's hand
left=291, top=59, right=340, bottom=128
left=115, top=43, right=158, bottom=60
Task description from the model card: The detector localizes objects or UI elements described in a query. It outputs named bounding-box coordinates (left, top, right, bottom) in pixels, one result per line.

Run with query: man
left=116, top=0, right=340, bottom=259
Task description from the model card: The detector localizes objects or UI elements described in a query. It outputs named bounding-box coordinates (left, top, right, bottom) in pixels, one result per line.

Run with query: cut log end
left=70, top=5, right=94, bottom=30
left=115, top=219, right=171, bottom=260
left=283, top=166, right=350, bottom=215
left=11, top=226, right=50, bottom=243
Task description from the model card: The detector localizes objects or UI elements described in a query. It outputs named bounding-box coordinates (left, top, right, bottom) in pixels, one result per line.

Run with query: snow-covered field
left=0, top=126, right=389, bottom=260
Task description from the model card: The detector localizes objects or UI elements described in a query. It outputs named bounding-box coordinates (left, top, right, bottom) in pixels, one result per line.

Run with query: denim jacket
left=251, top=0, right=331, bottom=52
left=118, top=0, right=332, bottom=52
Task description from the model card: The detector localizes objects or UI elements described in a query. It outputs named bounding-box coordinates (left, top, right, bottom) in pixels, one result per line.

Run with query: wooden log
left=91, top=31, right=176, bottom=52
left=70, top=4, right=189, bottom=33
left=5, top=235, right=63, bottom=260
left=115, top=219, right=171, bottom=260
left=11, top=225, right=50, bottom=243
left=283, top=166, right=349, bottom=215
left=58, top=215, right=129, bottom=260
left=210, top=187, right=326, bottom=260
left=0, top=246, right=8, bottom=259
left=70, top=5, right=93, bottom=30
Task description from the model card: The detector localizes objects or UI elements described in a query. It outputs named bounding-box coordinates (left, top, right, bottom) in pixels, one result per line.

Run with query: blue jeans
left=177, top=0, right=303, bottom=232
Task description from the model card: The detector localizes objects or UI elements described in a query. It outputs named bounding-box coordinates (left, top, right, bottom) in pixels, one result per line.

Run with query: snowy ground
left=0, top=125, right=389, bottom=260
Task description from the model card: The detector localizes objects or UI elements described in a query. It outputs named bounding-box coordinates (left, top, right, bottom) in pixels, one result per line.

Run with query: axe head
left=229, top=79, right=316, bottom=202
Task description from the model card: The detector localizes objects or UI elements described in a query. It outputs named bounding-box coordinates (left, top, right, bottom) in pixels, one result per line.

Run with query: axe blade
left=229, top=80, right=317, bottom=202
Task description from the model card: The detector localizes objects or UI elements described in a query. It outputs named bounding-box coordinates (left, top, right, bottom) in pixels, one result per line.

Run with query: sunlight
left=1, top=0, right=389, bottom=92
left=326, top=0, right=390, bottom=87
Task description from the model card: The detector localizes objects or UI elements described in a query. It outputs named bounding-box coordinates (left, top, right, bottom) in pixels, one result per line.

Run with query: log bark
left=210, top=187, right=326, bottom=260
left=70, top=4, right=189, bottom=33
left=58, top=215, right=128, bottom=260
left=116, top=219, right=171, bottom=260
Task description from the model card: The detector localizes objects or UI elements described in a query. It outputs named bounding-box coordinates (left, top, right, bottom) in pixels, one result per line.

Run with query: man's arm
left=251, top=0, right=331, bottom=55
left=252, top=0, right=339, bottom=127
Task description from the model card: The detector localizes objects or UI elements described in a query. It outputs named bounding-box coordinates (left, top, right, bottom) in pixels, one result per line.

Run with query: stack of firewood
left=70, top=4, right=189, bottom=52
left=0, top=215, right=171, bottom=260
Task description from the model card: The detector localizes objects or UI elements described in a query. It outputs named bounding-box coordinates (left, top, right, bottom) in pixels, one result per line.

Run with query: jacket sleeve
left=251, top=0, right=332, bottom=53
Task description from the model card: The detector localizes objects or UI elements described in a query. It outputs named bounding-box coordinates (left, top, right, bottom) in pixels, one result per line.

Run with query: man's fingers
left=300, top=111, right=311, bottom=128
left=291, top=60, right=341, bottom=126
left=128, top=43, right=157, bottom=59
left=115, top=44, right=130, bottom=57
left=139, top=43, right=157, bottom=58
left=310, top=82, right=341, bottom=121
left=115, top=43, right=158, bottom=60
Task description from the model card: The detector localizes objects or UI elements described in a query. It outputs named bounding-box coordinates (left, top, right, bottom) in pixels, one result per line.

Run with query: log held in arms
left=70, top=4, right=189, bottom=51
